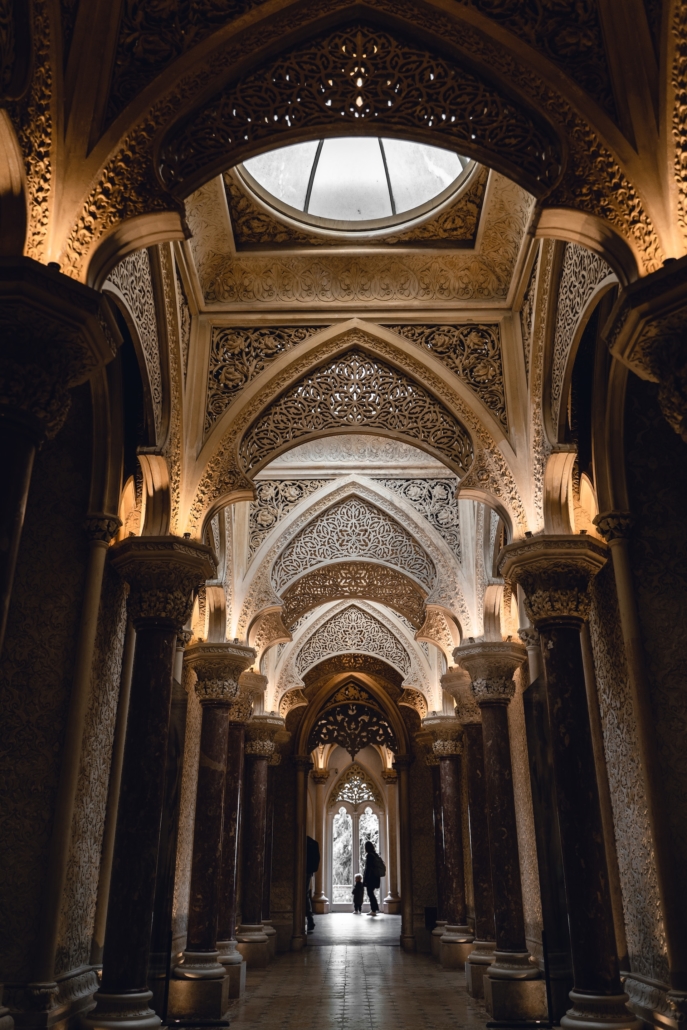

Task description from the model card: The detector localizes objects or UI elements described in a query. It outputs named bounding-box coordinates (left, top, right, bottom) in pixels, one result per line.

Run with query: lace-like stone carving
left=249, top=480, right=331, bottom=559
left=330, top=763, right=383, bottom=807
left=176, top=267, right=191, bottom=382
left=308, top=702, right=396, bottom=758
left=239, top=350, right=474, bottom=477
left=110, top=538, right=216, bottom=629
left=272, top=497, right=436, bottom=592
left=520, top=255, right=538, bottom=379
left=281, top=561, right=426, bottom=629
left=205, top=325, right=326, bottom=435
left=107, top=249, right=163, bottom=438
left=386, top=324, right=507, bottom=428
left=471, top=678, right=516, bottom=704
left=279, top=688, right=308, bottom=718
left=398, top=688, right=428, bottom=719
left=295, top=605, right=411, bottom=677
left=551, top=243, right=612, bottom=428
left=159, top=24, right=562, bottom=196
left=433, top=738, right=463, bottom=756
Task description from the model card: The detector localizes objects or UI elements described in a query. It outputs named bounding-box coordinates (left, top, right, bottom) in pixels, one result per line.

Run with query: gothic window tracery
left=330, top=763, right=383, bottom=808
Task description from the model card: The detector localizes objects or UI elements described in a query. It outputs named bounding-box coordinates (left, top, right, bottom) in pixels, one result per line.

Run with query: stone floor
left=307, top=911, right=401, bottom=946
left=228, top=914, right=489, bottom=1030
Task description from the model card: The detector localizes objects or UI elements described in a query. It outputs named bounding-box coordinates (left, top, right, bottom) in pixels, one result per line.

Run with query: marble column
left=382, top=769, right=401, bottom=914
left=292, top=757, right=312, bottom=952
left=395, top=756, right=416, bottom=953
left=446, top=667, right=497, bottom=997
left=0, top=260, right=118, bottom=657
left=501, top=535, right=641, bottom=1030
left=456, top=641, right=545, bottom=1021
left=262, top=752, right=280, bottom=958
left=215, top=674, right=262, bottom=997
left=171, top=642, right=254, bottom=1017
left=85, top=536, right=215, bottom=1030
left=426, top=755, right=447, bottom=957
left=311, top=769, right=330, bottom=914
left=237, top=715, right=281, bottom=967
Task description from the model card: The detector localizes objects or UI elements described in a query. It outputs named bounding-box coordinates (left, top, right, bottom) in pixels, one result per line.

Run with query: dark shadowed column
left=174, top=642, right=255, bottom=987
left=85, top=536, right=215, bottom=1030
left=395, top=755, right=416, bottom=953
left=501, top=536, right=641, bottom=1030
left=429, top=758, right=446, bottom=924
left=291, top=757, right=312, bottom=952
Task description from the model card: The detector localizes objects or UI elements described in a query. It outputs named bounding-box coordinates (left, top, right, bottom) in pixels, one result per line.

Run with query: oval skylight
left=241, top=137, right=474, bottom=230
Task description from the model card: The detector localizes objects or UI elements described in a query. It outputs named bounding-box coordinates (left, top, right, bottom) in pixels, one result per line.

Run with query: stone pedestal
left=235, top=926, right=269, bottom=969
left=484, top=974, right=548, bottom=1020
left=465, top=940, right=495, bottom=998
left=85, top=537, right=216, bottom=1030
left=167, top=977, right=229, bottom=1021
left=430, top=921, right=447, bottom=960
left=262, top=920, right=277, bottom=959
left=501, top=536, right=641, bottom=1030
left=439, top=932, right=474, bottom=970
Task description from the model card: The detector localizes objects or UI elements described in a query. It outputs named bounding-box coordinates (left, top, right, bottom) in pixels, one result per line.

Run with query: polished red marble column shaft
left=463, top=723, right=495, bottom=942
left=241, top=754, right=269, bottom=924
left=430, top=762, right=446, bottom=921
left=439, top=755, right=468, bottom=926
left=217, top=722, right=246, bottom=946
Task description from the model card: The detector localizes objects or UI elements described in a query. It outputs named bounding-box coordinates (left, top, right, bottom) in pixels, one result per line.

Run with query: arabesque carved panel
left=272, top=496, right=436, bottom=592
left=375, top=479, right=461, bottom=560
left=249, top=480, right=331, bottom=560
left=239, top=350, right=474, bottom=476
left=205, top=325, right=326, bottom=435
left=295, top=604, right=411, bottom=677
left=281, top=561, right=426, bottom=629
left=386, top=324, right=507, bottom=427
left=159, top=24, right=562, bottom=196
left=330, top=762, right=383, bottom=807
left=308, top=703, right=397, bottom=757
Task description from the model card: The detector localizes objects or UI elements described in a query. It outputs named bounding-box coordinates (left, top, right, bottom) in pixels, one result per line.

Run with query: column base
left=439, top=926, right=474, bottom=970
left=174, top=950, right=225, bottom=980
left=488, top=950, right=540, bottom=980
left=466, top=940, right=495, bottom=998
left=82, top=989, right=161, bottom=1030
left=217, top=939, right=243, bottom=966
left=167, top=977, right=229, bottom=1021
left=484, top=976, right=547, bottom=1021
left=383, top=893, right=401, bottom=915
left=262, top=921, right=277, bottom=960
left=312, top=894, right=329, bottom=914
left=561, top=990, right=642, bottom=1030
left=400, top=934, right=416, bottom=953
left=236, top=925, right=269, bottom=968
left=430, top=921, right=447, bottom=960
left=291, top=934, right=307, bottom=952
left=0, top=1006, right=12, bottom=1030
left=217, top=941, right=246, bottom=1000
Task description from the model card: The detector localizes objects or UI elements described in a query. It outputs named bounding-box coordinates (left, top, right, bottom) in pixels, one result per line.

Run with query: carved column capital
left=441, top=666, right=481, bottom=724
left=0, top=259, right=120, bottom=440
left=245, top=713, right=287, bottom=757
left=454, top=640, right=526, bottom=706
left=177, top=629, right=193, bottom=649
left=381, top=769, right=398, bottom=783
left=517, top=628, right=540, bottom=649
left=110, top=535, right=216, bottom=630
left=593, top=510, right=634, bottom=542
left=84, top=513, right=121, bottom=544
left=185, top=641, right=256, bottom=705
left=311, top=769, right=330, bottom=785
left=499, top=534, right=608, bottom=626
left=422, top=714, right=464, bottom=755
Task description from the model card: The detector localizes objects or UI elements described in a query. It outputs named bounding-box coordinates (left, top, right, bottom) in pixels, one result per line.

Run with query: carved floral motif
left=272, top=496, right=436, bottom=592
left=279, top=688, right=308, bottom=718
left=520, top=254, right=538, bottom=379
left=398, top=688, right=428, bottom=720
left=330, top=763, right=383, bottom=807
left=295, top=605, right=411, bottom=677
left=375, top=479, right=461, bottom=560
left=307, top=701, right=396, bottom=758
left=248, top=480, right=331, bottom=560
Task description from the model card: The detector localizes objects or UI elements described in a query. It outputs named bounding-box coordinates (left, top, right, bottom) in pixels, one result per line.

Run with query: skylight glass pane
left=307, top=138, right=392, bottom=220
left=382, top=140, right=462, bottom=214
left=244, top=140, right=320, bottom=210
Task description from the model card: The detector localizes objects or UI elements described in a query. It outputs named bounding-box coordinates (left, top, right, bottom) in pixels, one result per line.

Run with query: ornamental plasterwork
left=268, top=434, right=448, bottom=472
left=308, top=702, right=396, bottom=758
left=106, top=249, right=163, bottom=439
left=239, top=349, right=474, bottom=477
left=416, top=607, right=460, bottom=660
left=194, top=173, right=534, bottom=306
left=398, top=688, right=428, bottom=720
left=457, top=446, right=528, bottom=533
left=248, top=480, right=331, bottom=561
left=271, top=496, right=437, bottom=593
left=295, top=605, right=411, bottom=678
left=550, top=243, right=613, bottom=429
left=386, top=324, right=507, bottom=429
left=278, top=688, right=308, bottom=718
left=175, top=264, right=191, bottom=382
left=159, top=245, right=183, bottom=533
left=519, top=254, right=538, bottom=380
left=188, top=327, right=520, bottom=532
left=528, top=239, right=556, bottom=530
left=237, top=477, right=472, bottom=639
left=376, top=478, right=461, bottom=560
left=329, top=763, right=383, bottom=809
left=205, top=325, right=327, bottom=436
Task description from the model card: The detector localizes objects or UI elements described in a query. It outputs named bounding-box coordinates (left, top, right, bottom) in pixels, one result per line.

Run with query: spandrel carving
left=249, top=480, right=331, bottom=560
left=375, top=479, right=461, bottom=560
left=295, top=604, right=411, bottom=677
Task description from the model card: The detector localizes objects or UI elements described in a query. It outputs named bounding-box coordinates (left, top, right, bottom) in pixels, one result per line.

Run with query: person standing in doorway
left=352, top=874, right=364, bottom=914
left=362, top=839, right=385, bottom=917
left=306, top=835, right=320, bottom=933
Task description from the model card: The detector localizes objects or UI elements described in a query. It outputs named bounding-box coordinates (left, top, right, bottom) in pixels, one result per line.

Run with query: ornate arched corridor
left=2, top=6, right=687, bottom=1030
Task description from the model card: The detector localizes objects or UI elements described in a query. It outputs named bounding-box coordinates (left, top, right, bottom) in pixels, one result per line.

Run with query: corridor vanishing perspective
left=1, top=5, right=687, bottom=1030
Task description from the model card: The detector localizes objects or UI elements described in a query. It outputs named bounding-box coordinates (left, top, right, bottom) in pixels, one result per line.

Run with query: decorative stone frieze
left=498, top=535, right=608, bottom=626
left=110, top=536, right=216, bottom=629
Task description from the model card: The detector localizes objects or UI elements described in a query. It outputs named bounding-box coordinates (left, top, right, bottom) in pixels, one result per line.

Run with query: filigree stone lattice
left=159, top=24, right=562, bottom=196
left=398, top=688, right=428, bottom=719
left=386, top=324, right=507, bottom=428
left=205, top=325, right=326, bottom=435
left=376, top=478, right=461, bottom=560
left=176, top=266, right=191, bottom=381
left=106, top=249, right=163, bottom=438
left=249, top=480, right=331, bottom=560
left=550, top=243, right=612, bottom=428
left=295, top=605, right=411, bottom=677
left=271, top=496, right=436, bottom=592
left=330, top=763, right=383, bottom=808
left=308, top=703, right=397, bottom=758
left=239, top=350, right=474, bottom=476
left=279, top=687, right=308, bottom=718
left=520, top=255, right=538, bottom=378
left=281, top=561, right=426, bottom=629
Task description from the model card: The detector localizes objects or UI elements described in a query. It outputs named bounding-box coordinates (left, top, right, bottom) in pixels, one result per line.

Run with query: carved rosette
left=454, top=641, right=526, bottom=706
left=441, top=667, right=481, bottom=724
left=517, top=628, right=540, bottom=650
left=498, top=535, right=608, bottom=626
left=593, top=511, right=634, bottom=543
left=110, top=536, right=216, bottom=629
left=185, top=641, right=256, bottom=706
left=0, top=260, right=120, bottom=440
